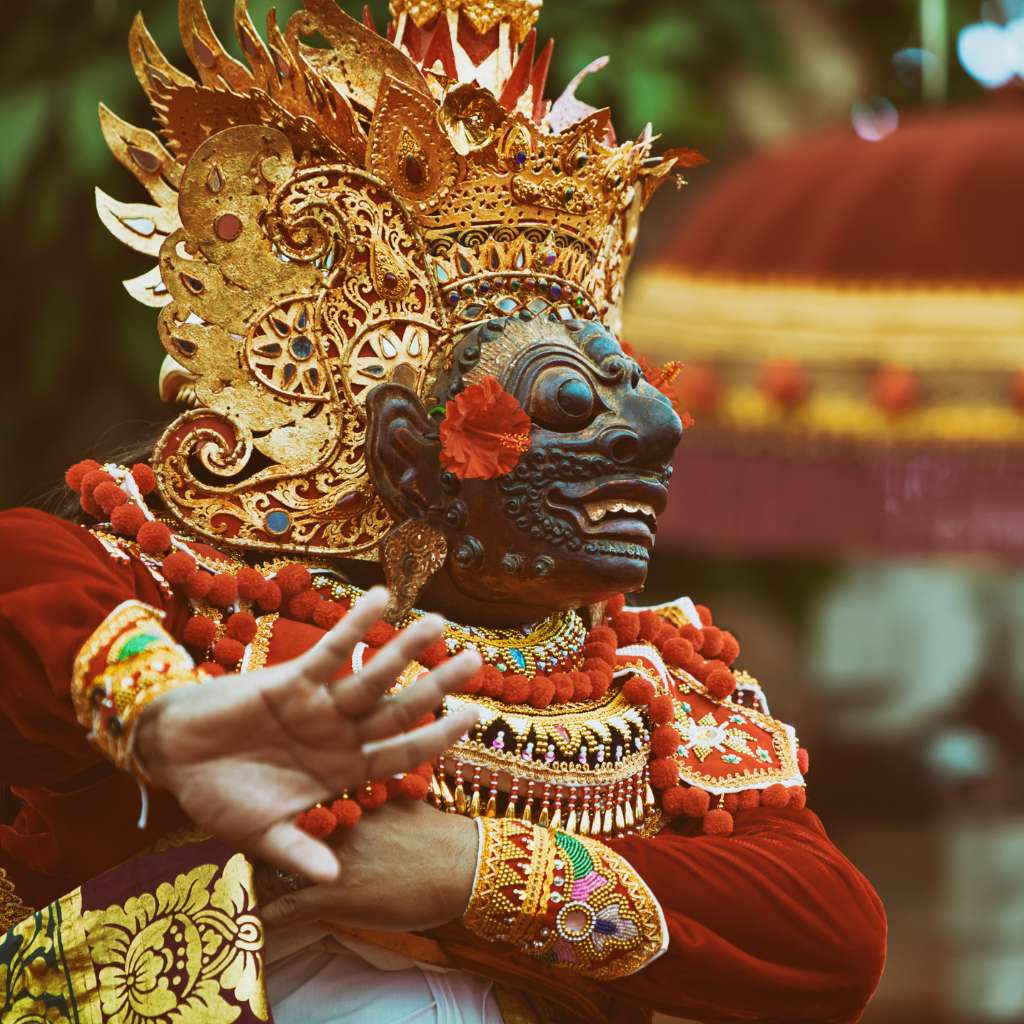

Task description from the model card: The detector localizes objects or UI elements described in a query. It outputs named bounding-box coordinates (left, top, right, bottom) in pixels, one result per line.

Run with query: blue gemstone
left=449, top=292, right=459, bottom=304
left=515, top=151, right=527, bottom=166
left=265, top=511, right=291, bottom=534
left=550, top=283, right=563, bottom=299
left=595, top=919, right=617, bottom=935
left=508, top=649, right=527, bottom=671
left=290, top=335, right=314, bottom=359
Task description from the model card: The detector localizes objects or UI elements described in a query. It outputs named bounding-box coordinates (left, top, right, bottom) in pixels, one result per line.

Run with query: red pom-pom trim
left=570, top=671, right=593, bottom=701
left=638, top=610, right=663, bottom=642
left=665, top=786, right=710, bottom=819
left=313, top=601, right=346, bottom=630
left=110, top=503, right=146, bottom=538
left=550, top=672, right=574, bottom=703
left=739, top=789, right=761, bottom=810
left=184, top=572, right=214, bottom=601
left=703, top=808, right=734, bottom=836
left=679, top=624, right=704, bottom=652
left=162, top=551, right=196, bottom=585
left=610, top=611, right=640, bottom=646
left=761, top=783, right=791, bottom=809
left=207, top=573, right=239, bottom=609
left=589, top=671, right=612, bottom=699
left=398, top=773, right=429, bottom=800
left=622, top=676, right=655, bottom=706
left=288, top=589, right=321, bottom=623
left=65, top=459, right=101, bottom=493
left=700, top=626, right=724, bottom=658
left=183, top=615, right=217, bottom=651
left=661, top=637, right=695, bottom=667
left=719, top=631, right=740, bottom=665
left=236, top=567, right=266, bottom=602
left=364, top=621, right=397, bottom=648
left=330, top=798, right=363, bottom=828
left=587, top=626, right=618, bottom=648
left=582, top=642, right=617, bottom=665
left=478, top=665, right=505, bottom=698
left=226, top=611, right=258, bottom=644
left=256, top=581, right=282, bottom=613
left=131, top=463, right=157, bottom=495
left=93, top=482, right=128, bottom=514
left=529, top=676, right=555, bottom=708
left=797, top=747, right=810, bottom=774
left=356, top=782, right=388, bottom=809
left=197, top=661, right=226, bottom=677
left=705, top=668, right=737, bottom=700
left=137, top=520, right=172, bottom=555
left=649, top=757, right=680, bottom=790
left=500, top=674, right=529, bottom=704
left=277, top=564, right=312, bottom=596
left=606, top=594, right=626, bottom=616
left=790, top=787, right=807, bottom=809
left=213, top=637, right=245, bottom=668
left=302, top=806, right=337, bottom=839
left=695, top=604, right=713, bottom=627
left=651, top=724, right=682, bottom=758
left=418, top=637, right=448, bottom=668
left=647, top=694, right=675, bottom=725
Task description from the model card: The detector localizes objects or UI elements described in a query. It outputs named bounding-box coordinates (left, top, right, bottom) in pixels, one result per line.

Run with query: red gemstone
left=383, top=272, right=398, bottom=289
left=404, top=154, right=425, bottom=187
left=336, top=491, right=362, bottom=511
left=215, top=213, right=243, bottom=241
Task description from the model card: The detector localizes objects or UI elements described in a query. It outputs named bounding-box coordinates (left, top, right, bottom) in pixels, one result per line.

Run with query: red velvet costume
left=0, top=508, right=885, bottom=1023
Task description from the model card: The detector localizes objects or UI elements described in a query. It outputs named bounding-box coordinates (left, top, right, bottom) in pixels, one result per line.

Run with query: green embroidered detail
left=555, top=831, right=593, bottom=878
left=115, top=633, right=160, bottom=662
left=429, top=405, right=447, bottom=417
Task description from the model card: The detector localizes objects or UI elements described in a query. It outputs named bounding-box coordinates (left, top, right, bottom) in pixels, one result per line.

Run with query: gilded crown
left=98, top=0, right=689, bottom=560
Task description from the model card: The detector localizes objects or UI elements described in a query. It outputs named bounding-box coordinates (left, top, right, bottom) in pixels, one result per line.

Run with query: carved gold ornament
left=99, top=0, right=687, bottom=560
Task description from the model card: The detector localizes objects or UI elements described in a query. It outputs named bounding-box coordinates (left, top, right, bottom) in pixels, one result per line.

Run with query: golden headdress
left=99, top=0, right=687, bottom=560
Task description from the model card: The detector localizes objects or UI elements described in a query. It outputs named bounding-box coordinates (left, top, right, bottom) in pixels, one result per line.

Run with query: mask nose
left=601, top=384, right=682, bottom=469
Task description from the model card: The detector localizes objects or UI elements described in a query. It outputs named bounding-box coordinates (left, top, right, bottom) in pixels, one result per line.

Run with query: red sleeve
left=605, top=806, right=887, bottom=1024
left=0, top=508, right=184, bottom=785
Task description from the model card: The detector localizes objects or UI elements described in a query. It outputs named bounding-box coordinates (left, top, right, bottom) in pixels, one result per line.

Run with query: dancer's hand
left=260, top=801, right=479, bottom=933
left=135, top=587, right=480, bottom=883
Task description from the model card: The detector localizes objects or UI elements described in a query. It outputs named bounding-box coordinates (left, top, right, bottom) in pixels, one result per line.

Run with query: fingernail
left=420, top=613, right=444, bottom=632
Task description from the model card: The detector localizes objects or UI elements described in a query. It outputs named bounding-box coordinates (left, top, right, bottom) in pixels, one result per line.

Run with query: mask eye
left=528, top=366, right=597, bottom=431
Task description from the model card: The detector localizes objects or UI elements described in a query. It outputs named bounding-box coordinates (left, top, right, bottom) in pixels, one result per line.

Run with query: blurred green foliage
left=0, top=0, right=989, bottom=507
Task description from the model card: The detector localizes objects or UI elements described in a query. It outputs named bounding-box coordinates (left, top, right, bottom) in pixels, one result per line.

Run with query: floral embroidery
left=82, top=853, right=268, bottom=1024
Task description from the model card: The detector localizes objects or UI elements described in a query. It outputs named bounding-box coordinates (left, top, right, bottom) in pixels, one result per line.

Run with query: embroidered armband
left=464, top=818, right=667, bottom=980
left=72, top=599, right=203, bottom=771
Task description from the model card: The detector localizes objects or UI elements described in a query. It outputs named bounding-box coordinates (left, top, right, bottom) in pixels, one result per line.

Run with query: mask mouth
left=545, top=474, right=669, bottom=550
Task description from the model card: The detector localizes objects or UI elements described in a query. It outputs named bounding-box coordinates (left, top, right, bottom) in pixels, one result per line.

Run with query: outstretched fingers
left=249, top=820, right=339, bottom=885
left=296, top=587, right=389, bottom=686
left=361, top=705, right=479, bottom=780
left=329, top=613, right=447, bottom=719
left=354, top=650, right=482, bottom=743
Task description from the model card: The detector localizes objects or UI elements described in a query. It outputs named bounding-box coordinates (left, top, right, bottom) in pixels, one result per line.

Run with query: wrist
left=438, top=813, right=480, bottom=922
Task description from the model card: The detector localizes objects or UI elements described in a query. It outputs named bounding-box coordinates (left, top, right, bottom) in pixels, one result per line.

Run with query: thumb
left=260, top=880, right=333, bottom=929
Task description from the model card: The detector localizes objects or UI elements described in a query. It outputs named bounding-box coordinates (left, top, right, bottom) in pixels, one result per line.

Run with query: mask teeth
left=485, top=773, right=499, bottom=817
left=454, top=760, right=467, bottom=814
left=565, top=789, right=578, bottom=834
left=579, top=785, right=593, bottom=835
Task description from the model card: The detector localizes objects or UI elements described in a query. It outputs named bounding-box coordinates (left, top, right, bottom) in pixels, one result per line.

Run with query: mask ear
left=364, top=383, right=445, bottom=520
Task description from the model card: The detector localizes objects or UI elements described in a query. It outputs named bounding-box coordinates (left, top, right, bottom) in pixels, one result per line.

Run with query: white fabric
left=265, top=924, right=503, bottom=1024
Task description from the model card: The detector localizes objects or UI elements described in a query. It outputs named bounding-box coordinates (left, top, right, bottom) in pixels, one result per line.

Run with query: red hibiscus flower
left=439, top=376, right=532, bottom=480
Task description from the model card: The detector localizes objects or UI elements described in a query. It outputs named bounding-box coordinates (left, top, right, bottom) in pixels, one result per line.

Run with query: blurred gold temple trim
left=389, top=0, right=542, bottom=41
left=624, top=271, right=1024, bottom=372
